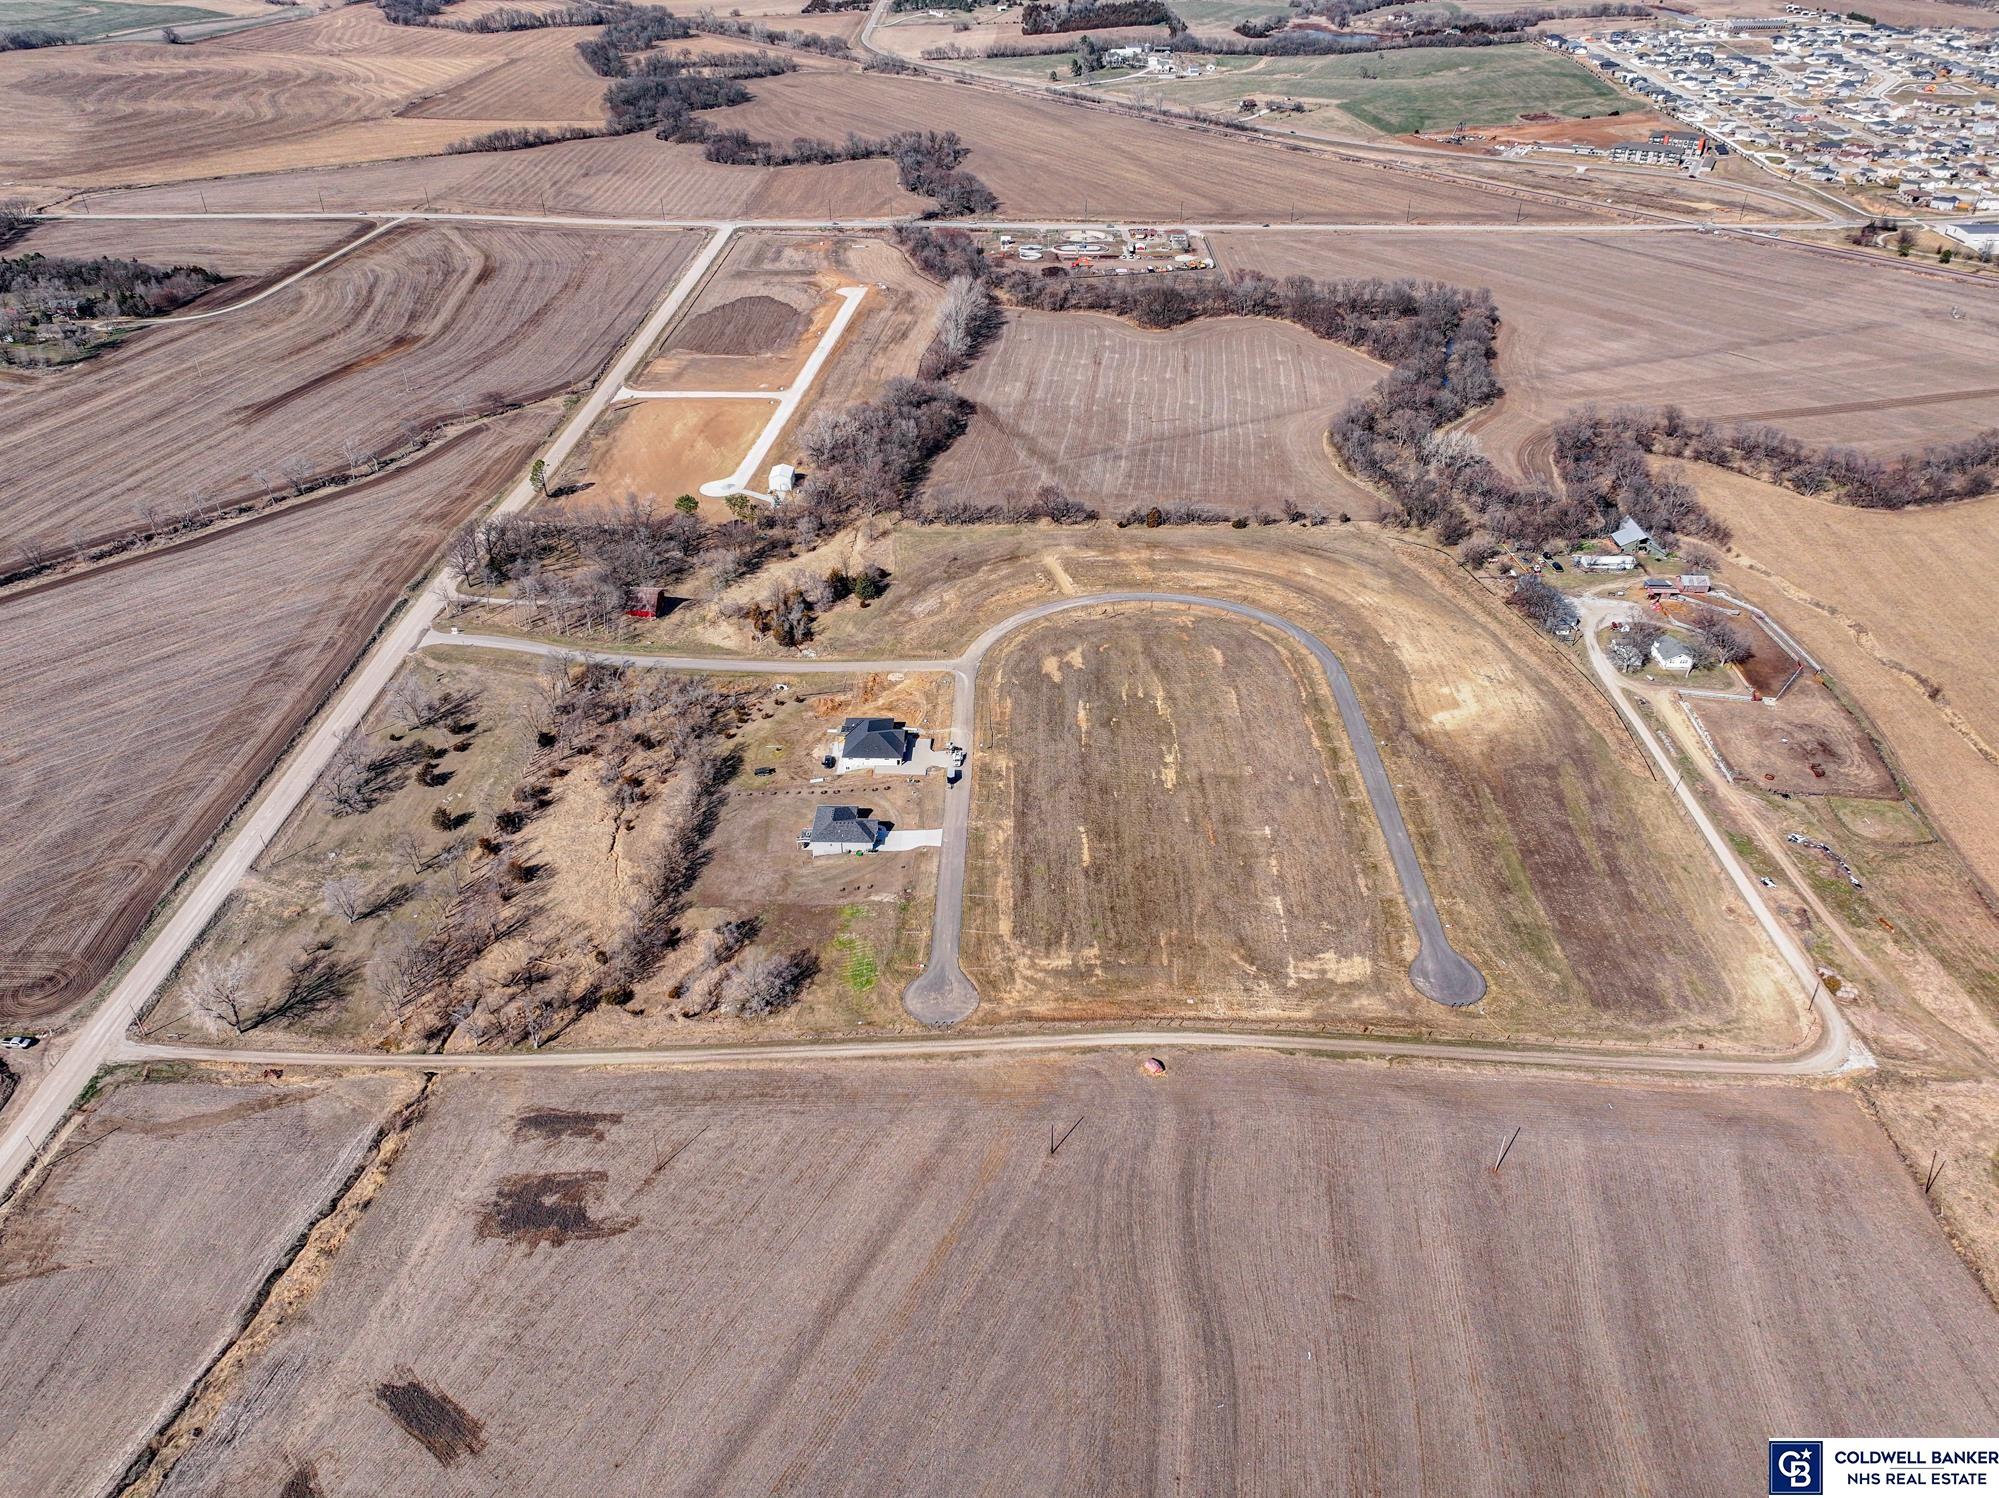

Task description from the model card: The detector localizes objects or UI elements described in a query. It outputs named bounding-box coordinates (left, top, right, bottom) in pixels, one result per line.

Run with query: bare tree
left=367, top=928, right=438, bottom=1023
left=183, top=953, right=259, bottom=1033
left=389, top=827, right=430, bottom=874
left=386, top=670, right=445, bottom=731
left=319, top=727, right=380, bottom=816
left=718, top=947, right=815, bottom=1017
left=322, top=876, right=364, bottom=924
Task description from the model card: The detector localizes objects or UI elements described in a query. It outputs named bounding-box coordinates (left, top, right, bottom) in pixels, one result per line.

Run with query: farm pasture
left=0, top=221, right=697, bottom=561
left=1670, top=463, right=1999, bottom=898
left=136, top=1056, right=1999, bottom=1496
left=964, top=608, right=1406, bottom=1020
left=925, top=309, right=1383, bottom=518
left=0, top=405, right=551, bottom=1024
left=0, top=7, right=610, bottom=196
left=1693, top=678, right=1899, bottom=801
left=0, top=1071, right=417, bottom=1498
left=1212, top=229, right=1999, bottom=478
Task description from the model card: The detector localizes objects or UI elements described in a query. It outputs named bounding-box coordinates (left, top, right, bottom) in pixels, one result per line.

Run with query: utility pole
left=1493, top=1127, right=1521, bottom=1173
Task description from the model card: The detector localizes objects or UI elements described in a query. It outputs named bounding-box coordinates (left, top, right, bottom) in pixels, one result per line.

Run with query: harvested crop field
left=964, top=608, right=1405, bottom=1018
left=1673, top=464, right=1999, bottom=897
left=926, top=310, right=1384, bottom=518
left=0, top=8, right=609, bottom=196
left=0, top=1070, right=417, bottom=1498
left=704, top=69, right=1607, bottom=222
left=1694, top=678, right=1899, bottom=800
left=8, top=215, right=363, bottom=286
left=827, top=526, right=1800, bottom=1049
left=1213, top=229, right=1999, bottom=478
left=0, top=405, right=550, bottom=1024
left=134, top=1056, right=1999, bottom=1496
left=0, top=221, right=696, bottom=562
left=77, top=131, right=927, bottom=220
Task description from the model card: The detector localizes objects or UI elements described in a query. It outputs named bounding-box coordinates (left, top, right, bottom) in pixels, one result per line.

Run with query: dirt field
left=0, top=222, right=696, bottom=562
left=0, top=405, right=550, bottom=1024
left=965, top=608, right=1407, bottom=1019
left=70, top=130, right=927, bottom=219
left=1213, top=229, right=1999, bottom=480
left=0, top=7, right=610, bottom=197
left=1671, top=463, right=1999, bottom=899
left=926, top=309, right=1385, bottom=518
left=0, top=1069, right=416, bottom=1498
left=9, top=215, right=363, bottom=286
left=569, top=398, right=775, bottom=510
left=1693, top=677, right=1900, bottom=800
left=822, top=526, right=1799, bottom=1049
left=117, top=1056, right=1999, bottom=1496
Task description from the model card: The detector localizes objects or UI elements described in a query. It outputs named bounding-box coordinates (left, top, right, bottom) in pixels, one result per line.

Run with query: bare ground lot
left=927, top=309, right=1384, bottom=518
left=819, top=527, right=1799, bottom=1050
left=0, top=1069, right=417, bottom=1498
left=1212, top=229, right=1999, bottom=480
left=965, top=609, right=1408, bottom=1020
left=0, top=221, right=696, bottom=562
left=0, top=7, right=610, bottom=197
left=0, top=405, right=550, bottom=1025
left=68, top=130, right=926, bottom=219
left=1694, top=677, right=1899, bottom=800
left=1673, top=463, right=1999, bottom=900
left=126, top=1056, right=1999, bottom=1496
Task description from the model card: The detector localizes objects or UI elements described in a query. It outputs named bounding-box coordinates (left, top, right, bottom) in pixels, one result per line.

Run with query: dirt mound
left=374, top=1377, right=486, bottom=1466
left=673, top=294, right=806, bottom=356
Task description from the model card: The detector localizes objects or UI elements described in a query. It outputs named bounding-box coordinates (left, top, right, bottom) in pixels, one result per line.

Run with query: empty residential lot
left=1213, top=229, right=1999, bottom=477
left=964, top=608, right=1407, bottom=1020
left=111, top=1056, right=1999, bottom=1496
left=0, top=221, right=697, bottom=561
left=926, top=310, right=1384, bottom=519
left=0, top=1070, right=417, bottom=1498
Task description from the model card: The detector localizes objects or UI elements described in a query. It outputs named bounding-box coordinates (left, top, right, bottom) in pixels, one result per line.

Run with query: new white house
left=838, top=717, right=915, bottom=771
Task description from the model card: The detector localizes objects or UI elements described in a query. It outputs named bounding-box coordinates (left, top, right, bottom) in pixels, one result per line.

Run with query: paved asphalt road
left=456, top=589, right=1490, bottom=1018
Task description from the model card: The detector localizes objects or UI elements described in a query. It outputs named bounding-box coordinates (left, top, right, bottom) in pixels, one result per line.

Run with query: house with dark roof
left=802, top=804, right=885, bottom=856
left=839, top=717, right=915, bottom=770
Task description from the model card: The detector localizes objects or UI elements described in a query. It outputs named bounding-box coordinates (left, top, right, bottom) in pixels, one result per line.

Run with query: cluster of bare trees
left=1506, top=575, right=1578, bottom=636
left=451, top=497, right=714, bottom=630
left=1021, top=0, right=1182, bottom=32
left=718, top=562, right=889, bottom=646
left=602, top=51, right=789, bottom=138
left=446, top=125, right=598, bottom=154
left=181, top=948, right=358, bottom=1035
left=1, top=251, right=222, bottom=325
left=575, top=3, right=693, bottom=72
left=794, top=377, right=975, bottom=516
left=1552, top=409, right=1729, bottom=549
left=687, top=12, right=853, bottom=53
left=702, top=129, right=997, bottom=216
left=0, top=27, right=68, bottom=48
left=919, top=274, right=999, bottom=379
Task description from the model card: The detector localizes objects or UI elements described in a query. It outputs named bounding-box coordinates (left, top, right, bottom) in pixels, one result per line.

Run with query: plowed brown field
left=78, top=131, right=925, bottom=219
left=0, top=9, right=615, bottom=197
left=9, top=215, right=363, bottom=283
left=0, top=1072, right=416, bottom=1498
left=0, top=221, right=696, bottom=561
left=0, top=406, right=550, bottom=1023
left=1213, top=228, right=1999, bottom=475
left=926, top=309, right=1382, bottom=517
left=129, top=1057, right=1999, bottom=1497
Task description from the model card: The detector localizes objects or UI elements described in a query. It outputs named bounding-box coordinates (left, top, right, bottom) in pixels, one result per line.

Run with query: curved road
left=439, top=589, right=1490, bottom=1021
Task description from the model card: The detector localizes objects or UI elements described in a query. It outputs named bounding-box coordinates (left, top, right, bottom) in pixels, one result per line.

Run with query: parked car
left=753, top=767, right=776, bottom=777
left=0, top=1035, right=38, bottom=1050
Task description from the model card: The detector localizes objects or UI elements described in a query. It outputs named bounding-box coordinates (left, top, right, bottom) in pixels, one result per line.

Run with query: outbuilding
left=1611, top=516, right=1652, bottom=552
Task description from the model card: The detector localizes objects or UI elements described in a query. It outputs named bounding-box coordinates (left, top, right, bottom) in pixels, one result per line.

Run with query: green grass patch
left=833, top=905, right=880, bottom=994
left=0, top=0, right=226, bottom=36
left=1096, top=45, right=1627, bottom=135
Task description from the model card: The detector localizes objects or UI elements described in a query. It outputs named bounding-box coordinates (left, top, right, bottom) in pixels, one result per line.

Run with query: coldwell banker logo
left=1770, top=1441, right=1824, bottom=1495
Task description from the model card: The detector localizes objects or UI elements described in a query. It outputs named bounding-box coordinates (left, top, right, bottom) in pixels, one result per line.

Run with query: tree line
left=701, top=128, right=999, bottom=216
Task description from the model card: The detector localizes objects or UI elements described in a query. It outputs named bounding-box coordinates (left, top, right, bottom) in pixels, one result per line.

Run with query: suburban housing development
left=2, top=0, right=1999, bottom=1490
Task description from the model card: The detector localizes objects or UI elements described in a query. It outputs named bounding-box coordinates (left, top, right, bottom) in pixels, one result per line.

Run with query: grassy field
left=121, top=1056, right=1999, bottom=1495
left=1094, top=45, right=1629, bottom=135
left=0, top=0, right=222, bottom=35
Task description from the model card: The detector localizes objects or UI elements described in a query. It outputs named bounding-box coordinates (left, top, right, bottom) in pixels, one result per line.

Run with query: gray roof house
left=1651, top=636, right=1696, bottom=672
left=803, top=804, right=885, bottom=856
left=840, top=716, right=914, bottom=767
left=1611, top=516, right=1652, bottom=551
